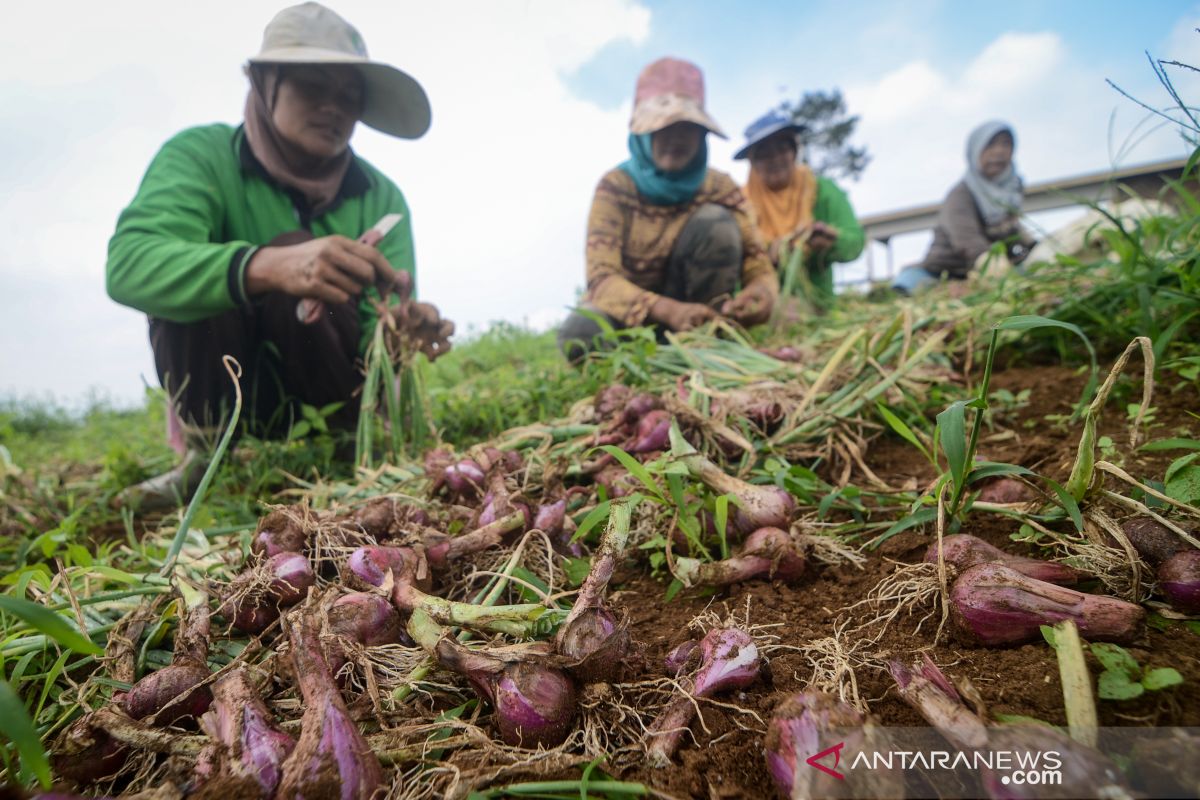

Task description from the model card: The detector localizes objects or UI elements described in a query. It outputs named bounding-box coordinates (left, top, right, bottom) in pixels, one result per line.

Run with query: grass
left=1, top=164, right=1198, bottom=793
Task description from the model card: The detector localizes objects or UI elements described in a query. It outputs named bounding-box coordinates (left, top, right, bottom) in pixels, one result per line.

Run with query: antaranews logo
left=805, top=741, right=846, bottom=780
left=845, top=748, right=1064, bottom=786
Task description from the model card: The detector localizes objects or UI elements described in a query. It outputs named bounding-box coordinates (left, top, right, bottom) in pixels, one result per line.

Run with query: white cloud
left=834, top=29, right=1191, bottom=282
left=962, top=32, right=1063, bottom=94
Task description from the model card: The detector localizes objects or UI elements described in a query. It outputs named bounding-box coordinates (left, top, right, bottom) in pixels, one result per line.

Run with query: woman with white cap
left=107, top=2, right=452, bottom=509
left=558, top=57, right=778, bottom=361
left=892, top=120, right=1036, bottom=294
left=736, top=109, right=864, bottom=311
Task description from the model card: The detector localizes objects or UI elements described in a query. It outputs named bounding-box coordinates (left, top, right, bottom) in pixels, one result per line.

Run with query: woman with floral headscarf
left=557, top=57, right=778, bottom=361
left=893, top=120, right=1036, bottom=294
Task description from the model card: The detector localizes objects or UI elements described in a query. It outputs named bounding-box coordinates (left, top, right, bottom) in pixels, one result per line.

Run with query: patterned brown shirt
left=585, top=167, right=778, bottom=326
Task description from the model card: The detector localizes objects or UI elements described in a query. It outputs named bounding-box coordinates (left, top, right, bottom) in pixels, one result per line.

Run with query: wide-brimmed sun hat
left=248, top=2, right=431, bottom=139
left=629, top=57, right=726, bottom=139
left=733, top=109, right=805, bottom=160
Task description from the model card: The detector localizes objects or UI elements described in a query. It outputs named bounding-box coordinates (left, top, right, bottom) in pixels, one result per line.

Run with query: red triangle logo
left=805, top=741, right=845, bottom=780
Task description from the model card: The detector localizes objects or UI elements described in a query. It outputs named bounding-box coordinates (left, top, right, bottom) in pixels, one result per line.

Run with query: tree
left=778, top=89, right=870, bottom=182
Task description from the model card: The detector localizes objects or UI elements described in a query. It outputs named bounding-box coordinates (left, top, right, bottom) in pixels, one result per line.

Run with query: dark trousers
left=149, top=292, right=362, bottom=438
left=557, top=203, right=742, bottom=360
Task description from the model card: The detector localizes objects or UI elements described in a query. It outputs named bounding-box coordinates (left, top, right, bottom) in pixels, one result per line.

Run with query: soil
left=592, top=365, right=1200, bottom=800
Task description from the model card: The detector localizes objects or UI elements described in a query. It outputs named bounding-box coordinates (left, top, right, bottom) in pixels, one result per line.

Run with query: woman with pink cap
left=558, top=57, right=779, bottom=360
left=107, top=3, right=453, bottom=510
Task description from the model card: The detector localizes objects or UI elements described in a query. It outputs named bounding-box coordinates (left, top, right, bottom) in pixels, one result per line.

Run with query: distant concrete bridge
left=853, top=156, right=1190, bottom=284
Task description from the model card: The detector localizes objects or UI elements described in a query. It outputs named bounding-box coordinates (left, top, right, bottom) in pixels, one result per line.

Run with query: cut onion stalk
left=1158, top=550, right=1200, bottom=614
left=218, top=552, right=316, bottom=635
left=670, top=423, right=795, bottom=534
left=120, top=588, right=213, bottom=727
left=888, top=655, right=988, bottom=751
left=950, top=563, right=1145, bottom=646
left=645, top=627, right=760, bottom=766
left=555, top=501, right=633, bottom=682
left=276, top=611, right=382, bottom=800
left=423, top=506, right=528, bottom=569
left=408, top=609, right=577, bottom=748
left=673, top=526, right=806, bottom=588
left=350, top=544, right=547, bottom=636
left=197, top=666, right=295, bottom=797
left=924, top=534, right=1080, bottom=585
left=391, top=574, right=547, bottom=638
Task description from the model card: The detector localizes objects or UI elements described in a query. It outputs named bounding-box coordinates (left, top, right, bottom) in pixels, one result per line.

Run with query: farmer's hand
left=720, top=281, right=775, bottom=327
left=390, top=300, right=455, bottom=361
left=245, top=234, right=400, bottom=304
left=807, top=221, right=838, bottom=254
left=649, top=296, right=718, bottom=332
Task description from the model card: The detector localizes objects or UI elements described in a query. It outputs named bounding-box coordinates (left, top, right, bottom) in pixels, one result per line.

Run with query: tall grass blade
left=0, top=679, right=50, bottom=789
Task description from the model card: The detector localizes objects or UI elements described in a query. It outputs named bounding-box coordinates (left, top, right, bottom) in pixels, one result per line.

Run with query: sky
left=1, top=0, right=1196, bottom=409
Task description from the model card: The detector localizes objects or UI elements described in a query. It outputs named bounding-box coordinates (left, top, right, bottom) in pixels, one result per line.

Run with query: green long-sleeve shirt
left=804, top=176, right=865, bottom=306
left=106, top=123, right=414, bottom=353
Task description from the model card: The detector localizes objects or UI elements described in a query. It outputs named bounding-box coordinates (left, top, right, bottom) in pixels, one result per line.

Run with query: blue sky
left=0, top=0, right=1196, bottom=407
left=570, top=0, right=1188, bottom=110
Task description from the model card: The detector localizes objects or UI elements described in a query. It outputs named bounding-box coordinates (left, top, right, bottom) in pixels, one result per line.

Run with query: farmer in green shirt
left=737, top=110, right=864, bottom=310
left=107, top=2, right=453, bottom=510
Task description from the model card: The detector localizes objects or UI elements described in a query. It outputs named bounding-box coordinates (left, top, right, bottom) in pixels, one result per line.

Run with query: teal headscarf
left=619, top=133, right=708, bottom=206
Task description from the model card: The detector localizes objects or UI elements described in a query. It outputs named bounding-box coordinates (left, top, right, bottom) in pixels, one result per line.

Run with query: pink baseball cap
left=629, top=57, right=726, bottom=139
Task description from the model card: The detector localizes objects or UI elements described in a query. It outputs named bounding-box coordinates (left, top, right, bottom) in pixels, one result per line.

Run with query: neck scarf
left=619, top=133, right=708, bottom=206
left=242, top=66, right=353, bottom=215
left=962, top=120, right=1023, bottom=227
left=744, top=164, right=817, bottom=241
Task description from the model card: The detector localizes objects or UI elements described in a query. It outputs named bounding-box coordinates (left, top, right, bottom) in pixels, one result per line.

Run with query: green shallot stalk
left=1065, top=337, right=1153, bottom=501
left=1050, top=620, right=1099, bottom=749
left=555, top=500, right=634, bottom=681
left=161, top=356, right=242, bottom=575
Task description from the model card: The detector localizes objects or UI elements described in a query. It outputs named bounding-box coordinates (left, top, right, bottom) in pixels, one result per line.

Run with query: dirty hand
left=720, top=281, right=775, bottom=327
left=245, top=234, right=399, bottom=304
left=390, top=300, right=455, bottom=361
left=806, top=221, right=839, bottom=254
left=650, top=296, right=718, bottom=332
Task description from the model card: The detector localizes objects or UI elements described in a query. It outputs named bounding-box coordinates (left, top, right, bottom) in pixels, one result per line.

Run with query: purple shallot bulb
left=664, top=639, right=699, bottom=676
left=924, top=534, right=1080, bottom=585
left=276, top=612, right=382, bottom=800
left=950, top=563, right=1145, bottom=646
left=198, top=666, right=295, bottom=797
left=345, top=545, right=431, bottom=594
left=628, top=409, right=671, bottom=453
left=1158, top=550, right=1200, bottom=613
left=645, top=627, right=760, bottom=766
